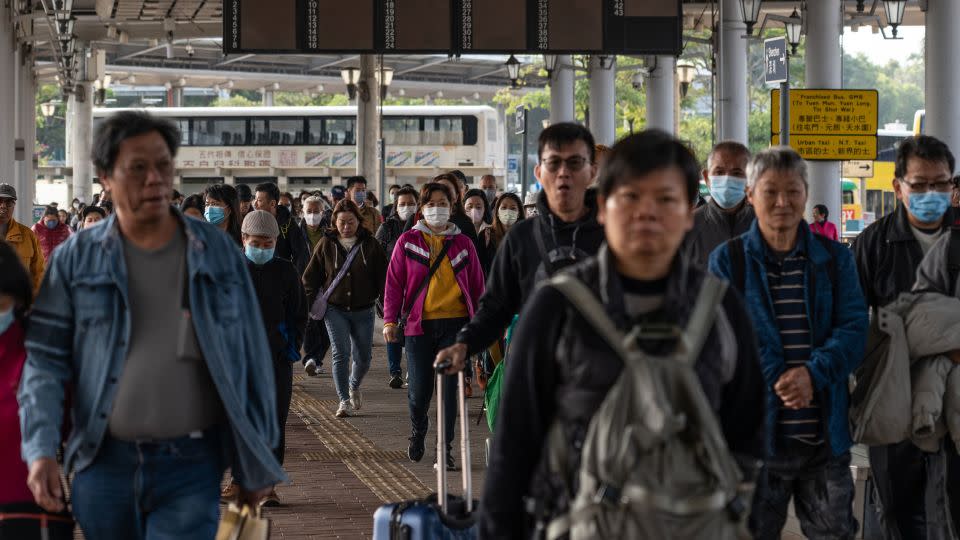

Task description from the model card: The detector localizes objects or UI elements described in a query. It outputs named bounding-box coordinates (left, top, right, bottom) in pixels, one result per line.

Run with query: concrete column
left=0, top=12, right=15, bottom=200
left=278, top=175, right=289, bottom=192
left=926, top=1, right=960, bottom=154
left=549, top=54, right=575, bottom=125
left=70, top=82, right=94, bottom=205
left=224, top=175, right=235, bottom=185
left=172, top=87, right=184, bottom=107
left=356, top=54, right=381, bottom=189
left=646, top=56, right=676, bottom=134
left=262, top=90, right=274, bottom=107
left=18, top=57, right=36, bottom=222
left=588, top=55, right=616, bottom=146
left=804, top=0, right=842, bottom=229
left=718, top=0, right=748, bottom=144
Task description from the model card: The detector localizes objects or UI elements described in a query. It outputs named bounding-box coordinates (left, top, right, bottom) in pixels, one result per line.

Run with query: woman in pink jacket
left=383, top=182, right=484, bottom=471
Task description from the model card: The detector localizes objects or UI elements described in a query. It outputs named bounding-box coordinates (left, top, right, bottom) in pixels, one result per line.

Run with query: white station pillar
left=926, top=1, right=960, bottom=154
left=69, top=82, right=94, bottom=205
left=0, top=12, right=15, bottom=200
left=718, top=0, right=748, bottom=144
left=804, top=0, right=843, bottom=229
left=646, top=56, right=676, bottom=134
left=549, top=55, right=575, bottom=125
left=588, top=55, right=616, bottom=146
left=17, top=51, right=36, bottom=223
left=356, top=54, right=381, bottom=191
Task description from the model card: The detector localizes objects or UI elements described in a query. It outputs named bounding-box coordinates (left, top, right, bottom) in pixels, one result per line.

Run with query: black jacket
left=274, top=205, right=310, bottom=277
left=478, top=246, right=766, bottom=539
left=682, top=200, right=755, bottom=268
left=246, top=257, right=307, bottom=360
left=302, top=228, right=388, bottom=312
left=456, top=190, right=605, bottom=355
left=852, top=205, right=960, bottom=310
left=375, top=214, right=406, bottom=261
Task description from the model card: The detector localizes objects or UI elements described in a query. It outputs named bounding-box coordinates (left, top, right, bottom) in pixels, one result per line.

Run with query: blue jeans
left=750, top=443, right=857, bottom=540
left=324, top=306, right=374, bottom=402
left=387, top=341, right=403, bottom=377
left=405, top=318, right=467, bottom=451
left=71, top=430, right=224, bottom=540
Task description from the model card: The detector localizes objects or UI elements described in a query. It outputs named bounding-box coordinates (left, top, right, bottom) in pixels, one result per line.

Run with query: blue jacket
left=708, top=221, right=868, bottom=457
left=18, top=211, right=287, bottom=490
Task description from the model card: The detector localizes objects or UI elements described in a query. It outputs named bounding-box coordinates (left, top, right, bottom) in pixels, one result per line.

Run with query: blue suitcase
left=373, top=370, right=478, bottom=539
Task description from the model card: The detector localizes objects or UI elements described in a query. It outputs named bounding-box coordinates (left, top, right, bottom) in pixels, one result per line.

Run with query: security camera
left=632, top=71, right=644, bottom=91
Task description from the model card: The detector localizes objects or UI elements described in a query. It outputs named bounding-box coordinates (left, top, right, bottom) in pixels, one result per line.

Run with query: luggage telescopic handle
left=434, top=364, right=473, bottom=516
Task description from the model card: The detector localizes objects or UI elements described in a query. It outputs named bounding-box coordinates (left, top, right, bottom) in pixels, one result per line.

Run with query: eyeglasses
left=541, top=156, right=590, bottom=173
left=900, top=179, right=955, bottom=193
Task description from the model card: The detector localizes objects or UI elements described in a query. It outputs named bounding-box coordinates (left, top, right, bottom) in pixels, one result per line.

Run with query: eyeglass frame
left=898, top=177, right=956, bottom=194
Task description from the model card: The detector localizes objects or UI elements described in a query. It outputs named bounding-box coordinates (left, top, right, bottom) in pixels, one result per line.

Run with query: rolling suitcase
left=372, top=367, right=478, bottom=539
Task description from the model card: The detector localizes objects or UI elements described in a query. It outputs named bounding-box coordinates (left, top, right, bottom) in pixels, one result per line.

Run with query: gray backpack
left=542, top=273, right=751, bottom=540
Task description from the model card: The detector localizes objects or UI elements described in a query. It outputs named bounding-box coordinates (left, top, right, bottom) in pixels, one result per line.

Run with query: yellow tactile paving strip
left=290, top=386, right=431, bottom=503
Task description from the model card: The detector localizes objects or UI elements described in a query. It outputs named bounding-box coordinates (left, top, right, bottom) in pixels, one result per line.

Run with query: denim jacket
left=18, top=211, right=287, bottom=490
left=709, top=221, right=868, bottom=457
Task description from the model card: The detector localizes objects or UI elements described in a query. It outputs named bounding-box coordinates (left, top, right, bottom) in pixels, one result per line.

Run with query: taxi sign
left=771, top=89, right=879, bottom=135
left=772, top=134, right=877, bottom=161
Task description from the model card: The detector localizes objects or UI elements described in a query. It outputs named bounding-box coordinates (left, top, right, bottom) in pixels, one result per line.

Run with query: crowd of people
left=5, top=107, right=960, bottom=540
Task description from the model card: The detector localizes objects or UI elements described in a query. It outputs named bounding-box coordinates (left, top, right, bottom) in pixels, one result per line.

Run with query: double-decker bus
left=93, top=105, right=506, bottom=195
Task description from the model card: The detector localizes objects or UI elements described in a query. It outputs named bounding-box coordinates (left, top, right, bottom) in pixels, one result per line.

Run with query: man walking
left=0, top=183, right=44, bottom=292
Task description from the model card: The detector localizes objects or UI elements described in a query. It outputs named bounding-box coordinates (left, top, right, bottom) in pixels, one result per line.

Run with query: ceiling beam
left=394, top=57, right=448, bottom=76
left=306, top=55, right=360, bottom=73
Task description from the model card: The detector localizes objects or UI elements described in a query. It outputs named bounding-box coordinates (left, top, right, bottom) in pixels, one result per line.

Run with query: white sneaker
left=304, top=358, right=318, bottom=377
left=335, top=400, right=351, bottom=418
left=349, top=387, right=363, bottom=411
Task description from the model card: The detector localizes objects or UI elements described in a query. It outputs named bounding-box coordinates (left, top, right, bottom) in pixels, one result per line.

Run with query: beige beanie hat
left=241, top=210, right=280, bottom=238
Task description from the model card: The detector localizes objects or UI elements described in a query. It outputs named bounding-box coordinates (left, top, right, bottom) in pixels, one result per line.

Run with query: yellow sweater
left=421, top=231, right=468, bottom=320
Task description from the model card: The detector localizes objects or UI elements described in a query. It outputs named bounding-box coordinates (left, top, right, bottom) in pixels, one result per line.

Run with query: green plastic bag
left=484, top=360, right=505, bottom=433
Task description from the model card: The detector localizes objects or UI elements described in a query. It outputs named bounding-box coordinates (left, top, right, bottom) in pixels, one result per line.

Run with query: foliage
left=35, top=84, right=65, bottom=166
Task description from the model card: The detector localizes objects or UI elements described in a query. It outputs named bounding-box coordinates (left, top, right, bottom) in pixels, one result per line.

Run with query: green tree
left=36, top=84, right=65, bottom=166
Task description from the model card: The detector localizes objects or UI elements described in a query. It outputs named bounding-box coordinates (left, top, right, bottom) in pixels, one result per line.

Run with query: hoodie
left=456, top=189, right=605, bottom=355
left=274, top=205, right=310, bottom=276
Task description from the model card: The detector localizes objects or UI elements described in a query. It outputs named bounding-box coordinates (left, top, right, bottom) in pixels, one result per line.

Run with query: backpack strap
left=677, top=275, right=728, bottom=364
left=729, top=236, right=746, bottom=292
left=948, top=228, right=960, bottom=292
left=547, top=274, right=630, bottom=358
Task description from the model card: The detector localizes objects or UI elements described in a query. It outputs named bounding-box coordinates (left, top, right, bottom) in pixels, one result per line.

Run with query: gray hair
left=303, top=196, right=324, bottom=208
left=746, top=146, right=808, bottom=189
left=706, top=141, right=750, bottom=171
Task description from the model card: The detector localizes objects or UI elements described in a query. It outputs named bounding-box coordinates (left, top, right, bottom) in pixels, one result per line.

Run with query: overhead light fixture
left=127, top=74, right=136, bottom=84
left=785, top=8, right=803, bottom=54
left=472, top=92, right=480, bottom=100
left=340, top=67, right=361, bottom=99
left=102, top=74, right=112, bottom=88
left=884, top=0, right=906, bottom=38
left=225, top=80, right=235, bottom=89
left=543, top=54, right=558, bottom=79
left=739, top=0, right=763, bottom=36
left=436, top=90, right=443, bottom=98
left=631, top=71, right=645, bottom=91
left=272, top=82, right=280, bottom=91
left=316, top=84, right=324, bottom=93
left=505, top=55, right=521, bottom=87
left=177, top=77, right=186, bottom=87
left=164, top=81, right=172, bottom=90
left=40, top=102, right=56, bottom=118
left=184, top=43, right=194, bottom=56
left=398, top=88, right=406, bottom=97
left=375, top=66, right=394, bottom=99
left=676, top=61, right=696, bottom=98
left=597, top=55, right=615, bottom=70
left=118, top=30, right=128, bottom=44
left=165, top=38, right=174, bottom=59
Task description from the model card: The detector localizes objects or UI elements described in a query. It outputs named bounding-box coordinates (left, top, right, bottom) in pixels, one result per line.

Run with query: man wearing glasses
left=852, top=135, right=960, bottom=538
left=0, top=183, right=44, bottom=293
left=435, top=123, right=606, bottom=374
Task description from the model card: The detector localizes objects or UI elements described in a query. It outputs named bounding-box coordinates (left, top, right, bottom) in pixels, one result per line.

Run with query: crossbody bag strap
left=321, top=242, right=362, bottom=303
left=400, top=240, right=453, bottom=323
left=534, top=221, right=557, bottom=277
left=677, top=274, right=728, bottom=364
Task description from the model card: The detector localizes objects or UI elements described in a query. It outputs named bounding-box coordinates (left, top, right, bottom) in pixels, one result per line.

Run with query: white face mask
left=422, top=206, right=450, bottom=228
left=498, top=208, right=519, bottom=226
left=396, top=205, right=416, bottom=221
left=467, top=208, right=484, bottom=224
left=304, top=213, right=323, bottom=227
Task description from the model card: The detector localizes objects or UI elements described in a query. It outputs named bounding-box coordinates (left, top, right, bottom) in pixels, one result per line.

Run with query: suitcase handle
left=435, top=366, right=473, bottom=516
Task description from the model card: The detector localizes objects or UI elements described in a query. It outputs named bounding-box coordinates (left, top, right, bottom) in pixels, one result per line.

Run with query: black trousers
left=273, top=360, right=293, bottom=465
left=302, top=318, right=330, bottom=366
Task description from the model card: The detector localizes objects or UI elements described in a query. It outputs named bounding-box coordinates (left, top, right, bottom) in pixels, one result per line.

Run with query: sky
left=842, top=25, right=924, bottom=64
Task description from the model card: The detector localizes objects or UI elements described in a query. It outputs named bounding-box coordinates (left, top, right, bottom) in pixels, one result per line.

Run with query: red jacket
left=810, top=220, right=839, bottom=242
left=0, top=320, right=33, bottom=505
left=31, top=221, right=71, bottom=261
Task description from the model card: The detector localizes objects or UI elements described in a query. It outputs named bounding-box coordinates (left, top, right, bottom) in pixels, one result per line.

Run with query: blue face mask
left=708, top=175, right=747, bottom=209
left=204, top=206, right=226, bottom=225
left=908, top=191, right=952, bottom=224
left=354, top=190, right=367, bottom=206
left=45, top=219, right=58, bottom=230
left=245, top=245, right=275, bottom=265
left=0, top=308, right=13, bottom=335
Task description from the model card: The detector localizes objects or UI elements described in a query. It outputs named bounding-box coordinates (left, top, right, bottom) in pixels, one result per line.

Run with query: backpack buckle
left=593, top=484, right=624, bottom=506
left=725, top=494, right=747, bottom=521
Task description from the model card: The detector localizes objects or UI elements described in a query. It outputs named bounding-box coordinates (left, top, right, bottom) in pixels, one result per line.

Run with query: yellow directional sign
left=772, top=89, right=879, bottom=135
left=772, top=134, right=878, bottom=161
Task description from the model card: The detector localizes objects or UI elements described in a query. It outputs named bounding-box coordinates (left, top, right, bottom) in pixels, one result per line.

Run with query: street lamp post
left=542, top=54, right=558, bottom=79
left=505, top=55, right=521, bottom=87
left=739, top=0, right=763, bottom=36
left=341, top=67, right=361, bottom=100
left=40, top=102, right=57, bottom=118
left=785, top=8, right=803, bottom=54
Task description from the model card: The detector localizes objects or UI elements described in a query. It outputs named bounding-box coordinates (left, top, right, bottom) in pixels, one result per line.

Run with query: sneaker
left=408, top=435, right=426, bottom=462
left=220, top=481, right=240, bottom=503
left=260, top=488, right=281, bottom=507
left=433, top=452, right=457, bottom=471
left=349, top=387, right=363, bottom=410
left=389, top=375, right=404, bottom=389
left=464, top=378, right=473, bottom=398
left=304, top=358, right=318, bottom=377
left=335, top=400, right=351, bottom=418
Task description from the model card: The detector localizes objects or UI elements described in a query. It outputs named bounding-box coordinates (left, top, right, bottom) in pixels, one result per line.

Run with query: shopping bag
left=216, top=503, right=270, bottom=540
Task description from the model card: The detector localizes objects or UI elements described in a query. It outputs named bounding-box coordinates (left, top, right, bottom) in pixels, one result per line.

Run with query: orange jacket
left=4, top=218, right=45, bottom=293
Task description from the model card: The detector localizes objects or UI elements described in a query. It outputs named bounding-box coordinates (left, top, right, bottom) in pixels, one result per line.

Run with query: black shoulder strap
left=533, top=219, right=556, bottom=277
left=400, top=240, right=453, bottom=323
left=812, top=234, right=839, bottom=304
left=948, top=228, right=960, bottom=290
left=729, top=237, right=746, bottom=293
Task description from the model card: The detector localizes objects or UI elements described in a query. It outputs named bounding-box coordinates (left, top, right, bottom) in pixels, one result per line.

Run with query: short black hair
left=173, top=189, right=183, bottom=200
left=463, top=188, right=490, bottom=214
left=0, top=240, right=32, bottom=320
left=255, top=182, right=280, bottom=203
left=538, top=123, right=597, bottom=164
left=597, top=130, right=701, bottom=206
left=81, top=205, right=107, bottom=220
left=896, top=135, right=956, bottom=179
left=395, top=186, right=419, bottom=202
left=43, top=205, right=58, bottom=217
left=814, top=204, right=829, bottom=219
left=449, top=170, right=467, bottom=184
left=181, top=194, right=205, bottom=214
left=346, top=176, right=368, bottom=190
left=389, top=184, right=402, bottom=191
left=235, top=183, right=253, bottom=202
left=91, top=111, right=180, bottom=175
left=205, top=184, right=242, bottom=245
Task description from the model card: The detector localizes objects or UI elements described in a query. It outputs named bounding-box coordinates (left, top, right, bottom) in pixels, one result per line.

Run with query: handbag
left=216, top=503, right=270, bottom=540
left=397, top=240, right=452, bottom=333
left=309, top=242, right=361, bottom=321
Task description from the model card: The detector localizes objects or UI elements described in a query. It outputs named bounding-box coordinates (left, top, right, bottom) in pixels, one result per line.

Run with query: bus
left=92, top=105, right=506, bottom=195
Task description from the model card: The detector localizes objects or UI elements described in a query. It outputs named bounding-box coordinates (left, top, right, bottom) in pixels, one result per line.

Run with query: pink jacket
left=384, top=222, right=485, bottom=337
left=810, top=220, right=839, bottom=242
left=32, top=221, right=71, bottom=260
left=0, top=320, right=32, bottom=505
